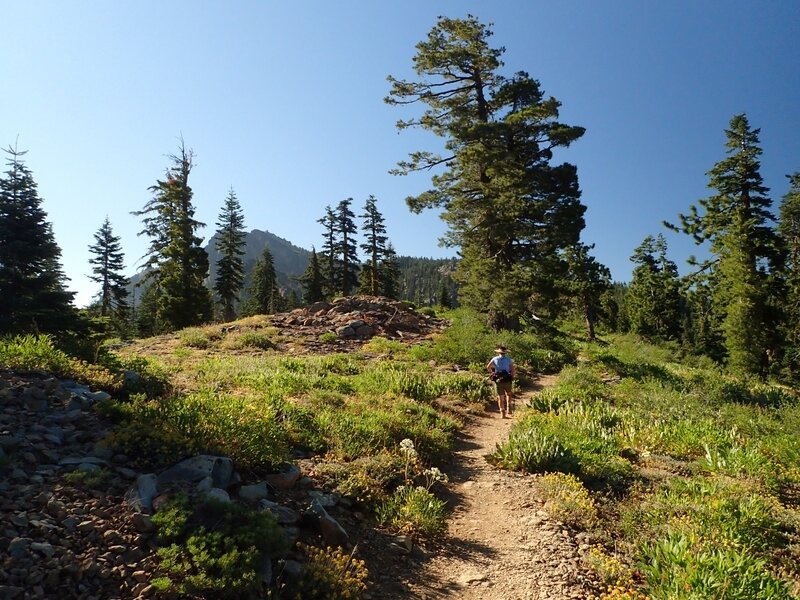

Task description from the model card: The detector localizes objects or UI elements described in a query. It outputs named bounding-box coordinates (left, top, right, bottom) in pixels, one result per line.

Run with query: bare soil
left=371, top=375, right=601, bottom=599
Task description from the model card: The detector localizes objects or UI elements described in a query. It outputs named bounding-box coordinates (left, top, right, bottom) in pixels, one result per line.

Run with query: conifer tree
left=778, top=172, right=800, bottom=379
left=667, top=114, right=780, bottom=375
left=387, top=16, right=586, bottom=330
left=359, top=195, right=389, bottom=296
left=213, top=188, right=246, bottom=322
left=379, top=242, right=401, bottom=299
left=626, top=234, right=681, bottom=340
left=0, top=146, right=76, bottom=333
left=298, top=247, right=325, bottom=304
left=132, top=142, right=212, bottom=332
left=244, top=246, right=280, bottom=315
left=335, top=198, right=359, bottom=296
left=437, top=279, right=452, bottom=308
left=87, top=216, right=129, bottom=331
left=562, top=243, right=610, bottom=341
left=317, top=206, right=337, bottom=297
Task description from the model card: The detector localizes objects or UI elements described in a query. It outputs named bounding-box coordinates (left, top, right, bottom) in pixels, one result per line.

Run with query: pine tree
left=777, top=172, right=800, bottom=379
left=132, top=142, right=212, bottom=332
left=437, top=279, right=452, bottom=308
left=387, top=16, right=586, bottom=330
left=317, top=206, right=337, bottom=297
left=359, top=195, right=389, bottom=296
left=335, top=198, right=359, bottom=296
left=244, top=246, right=280, bottom=315
left=379, top=242, right=401, bottom=299
left=213, top=188, right=246, bottom=322
left=298, top=247, right=325, bottom=304
left=0, top=146, right=76, bottom=334
left=87, top=216, right=129, bottom=332
left=667, top=115, right=780, bottom=375
left=562, top=243, right=611, bottom=341
left=626, top=234, right=682, bottom=340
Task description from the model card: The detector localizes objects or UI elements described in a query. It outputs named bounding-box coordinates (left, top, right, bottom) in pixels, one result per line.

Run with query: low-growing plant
left=62, top=467, right=111, bottom=489
left=152, top=494, right=288, bottom=599
left=286, top=544, right=368, bottom=600
left=639, top=533, right=792, bottom=599
left=538, top=472, right=598, bottom=529
left=361, top=336, right=407, bottom=356
left=224, top=331, right=276, bottom=350
left=377, top=484, right=449, bottom=538
left=319, top=331, right=338, bottom=343
left=179, top=326, right=221, bottom=349
left=586, top=546, right=645, bottom=599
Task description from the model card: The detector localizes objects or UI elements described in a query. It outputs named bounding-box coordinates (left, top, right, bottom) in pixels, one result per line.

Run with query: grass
left=502, top=332, right=800, bottom=598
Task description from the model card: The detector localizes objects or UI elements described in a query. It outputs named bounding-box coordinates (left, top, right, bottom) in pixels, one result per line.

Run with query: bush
left=286, top=544, right=368, bottom=600
left=537, top=472, right=598, bottom=529
left=377, top=485, right=448, bottom=538
left=152, top=494, right=288, bottom=599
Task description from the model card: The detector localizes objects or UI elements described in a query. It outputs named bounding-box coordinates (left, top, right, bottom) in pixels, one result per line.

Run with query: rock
left=8, top=537, right=32, bottom=558
left=259, top=500, right=300, bottom=525
left=58, top=456, right=108, bottom=467
left=157, top=455, right=234, bottom=489
left=308, top=491, right=340, bottom=508
left=238, top=482, right=271, bottom=502
left=131, top=513, right=155, bottom=534
left=125, top=474, right=159, bottom=512
left=306, top=499, right=348, bottom=547
left=30, top=541, right=55, bottom=558
left=196, top=476, right=214, bottom=492
left=456, top=571, right=487, bottom=586
left=205, top=488, right=231, bottom=503
left=263, top=464, right=301, bottom=490
left=0, top=586, right=24, bottom=599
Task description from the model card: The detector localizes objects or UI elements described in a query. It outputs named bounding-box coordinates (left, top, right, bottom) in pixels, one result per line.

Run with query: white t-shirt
left=490, top=355, right=513, bottom=373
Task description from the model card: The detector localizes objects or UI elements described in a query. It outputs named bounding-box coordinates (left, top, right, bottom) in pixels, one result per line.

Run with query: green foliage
left=0, top=145, right=77, bottom=334
left=626, top=234, right=681, bottom=341
left=152, top=494, right=288, bottom=599
left=179, top=326, right=222, bottom=349
left=377, top=485, right=449, bottom=538
left=288, top=544, right=368, bottom=600
left=312, top=452, right=405, bottom=507
left=213, top=188, right=247, bottom=322
left=225, top=331, right=276, bottom=351
left=387, top=15, right=587, bottom=328
left=243, top=245, right=282, bottom=315
left=640, top=533, right=791, bottom=600
left=537, top=472, right=598, bottom=529
left=0, top=334, right=121, bottom=389
left=319, top=331, right=338, bottom=343
left=87, top=217, right=130, bottom=334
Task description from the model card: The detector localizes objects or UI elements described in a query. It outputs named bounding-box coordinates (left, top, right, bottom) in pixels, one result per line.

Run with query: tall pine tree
left=387, top=16, right=586, bottom=330
left=317, top=206, right=337, bottom=298
left=562, top=243, right=610, bottom=341
left=0, top=146, right=76, bottom=334
left=667, top=115, right=780, bottom=375
left=626, top=234, right=681, bottom=340
left=335, top=198, right=359, bottom=296
left=298, top=247, right=325, bottom=304
left=778, top=172, right=800, bottom=379
left=213, top=188, right=246, bottom=322
left=132, top=142, right=212, bottom=332
left=244, top=246, right=281, bottom=315
left=87, top=216, right=129, bottom=331
left=359, top=195, right=389, bottom=296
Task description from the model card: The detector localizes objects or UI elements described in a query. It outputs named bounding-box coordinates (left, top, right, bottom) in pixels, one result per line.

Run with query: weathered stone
left=30, top=542, right=55, bottom=558
left=125, top=474, right=158, bottom=513
left=8, top=537, right=32, bottom=558
left=259, top=500, right=300, bottom=525
left=157, top=455, right=234, bottom=489
left=263, top=464, right=301, bottom=490
left=238, top=482, right=271, bottom=502
left=0, top=586, right=24, bottom=599
left=204, top=488, right=231, bottom=503
left=306, top=499, right=348, bottom=547
left=58, top=456, right=108, bottom=467
left=308, top=491, right=340, bottom=508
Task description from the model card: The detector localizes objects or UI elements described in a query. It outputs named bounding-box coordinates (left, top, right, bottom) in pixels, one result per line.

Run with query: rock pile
left=275, top=295, right=446, bottom=342
left=0, top=370, right=366, bottom=599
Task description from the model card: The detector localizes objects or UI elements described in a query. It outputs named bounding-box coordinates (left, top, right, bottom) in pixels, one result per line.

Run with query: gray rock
left=196, top=476, right=214, bottom=492
left=204, top=488, right=231, bottom=503
left=278, top=559, right=304, bottom=581
left=157, top=455, right=234, bottom=489
left=259, top=501, right=300, bottom=525
left=125, top=473, right=159, bottom=512
left=58, top=456, right=108, bottom=467
left=131, top=512, right=155, bottom=534
left=0, top=585, right=24, bottom=599
left=8, top=537, right=32, bottom=558
left=264, top=464, right=301, bottom=490
left=336, top=325, right=356, bottom=339
left=0, top=434, right=23, bottom=449
left=308, top=490, right=340, bottom=508
left=30, top=542, right=55, bottom=558
left=306, top=499, right=349, bottom=547
left=238, top=482, right=271, bottom=502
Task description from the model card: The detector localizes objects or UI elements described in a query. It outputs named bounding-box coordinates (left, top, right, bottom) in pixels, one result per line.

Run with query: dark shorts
left=495, top=380, right=513, bottom=395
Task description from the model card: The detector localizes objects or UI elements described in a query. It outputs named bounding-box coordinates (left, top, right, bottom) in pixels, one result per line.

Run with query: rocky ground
left=1, top=298, right=601, bottom=599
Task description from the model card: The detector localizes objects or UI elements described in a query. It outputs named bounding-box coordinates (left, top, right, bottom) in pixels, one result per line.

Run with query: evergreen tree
left=777, top=172, right=800, bottom=379
left=334, top=198, right=359, bottom=296
left=244, top=246, right=280, bottom=315
left=298, top=247, right=325, bottom=304
left=0, top=146, right=76, bottom=334
left=87, top=216, right=129, bottom=332
left=562, top=243, right=610, bottom=341
left=387, top=16, right=586, bottom=330
left=359, top=195, right=390, bottom=296
left=132, top=142, right=212, bottom=332
left=213, top=188, right=246, bottom=322
left=667, top=114, right=780, bottom=375
left=379, top=242, right=401, bottom=299
left=437, top=279, right=452, bottom=308
left=626, top=234, right=682, bottom=340
left=317, top=205, right=337, bottom=297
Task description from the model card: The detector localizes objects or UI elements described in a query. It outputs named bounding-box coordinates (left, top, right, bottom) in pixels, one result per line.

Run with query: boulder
left=264, top=464, right=301, bottom=490
left=157, top=455, right=234, bottom=489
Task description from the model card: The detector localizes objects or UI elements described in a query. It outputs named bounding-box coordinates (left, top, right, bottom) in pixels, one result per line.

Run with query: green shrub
left=377, top=485, right=448, bottom=538
left=287, top=544, right=368, bottom=600
left=640, top=533, right=792, bottom=600
left=537, top=472, right=598, bottom=529
left=179, top=327, right=221, bottom=349
left=226, top=331, right=275, bottom=350
left=319, top=331, right=338, bottom=343
left=152, top=494, right=288, bottom=599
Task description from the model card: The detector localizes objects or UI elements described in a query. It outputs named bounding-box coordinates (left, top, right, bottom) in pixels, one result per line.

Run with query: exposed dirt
left=369, top=375, right=601, bottom=599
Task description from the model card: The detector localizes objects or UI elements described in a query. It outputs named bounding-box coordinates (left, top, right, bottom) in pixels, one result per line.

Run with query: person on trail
left=487, top=345, right=515, bottom=418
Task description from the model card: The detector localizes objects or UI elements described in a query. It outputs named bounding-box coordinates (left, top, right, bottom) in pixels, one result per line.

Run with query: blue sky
left=2, top=1, right=799, bottom=307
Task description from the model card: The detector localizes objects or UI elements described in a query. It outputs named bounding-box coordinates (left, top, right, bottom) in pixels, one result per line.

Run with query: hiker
left=487, top=345, right=515, bottom=418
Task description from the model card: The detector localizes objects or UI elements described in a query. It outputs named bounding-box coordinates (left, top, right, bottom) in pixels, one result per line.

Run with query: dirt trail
left=399, top=375, right=598, bottom=599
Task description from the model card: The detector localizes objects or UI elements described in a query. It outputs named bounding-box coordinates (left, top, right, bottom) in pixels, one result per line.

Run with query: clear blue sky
left=3, top=1, right=799, bottom=307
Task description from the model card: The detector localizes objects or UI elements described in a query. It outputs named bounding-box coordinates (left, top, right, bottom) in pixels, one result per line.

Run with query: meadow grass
left=495, top=332, right=800, bottom=597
